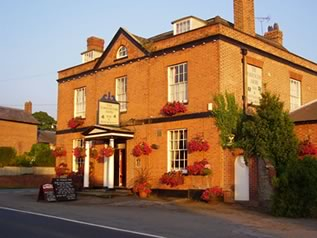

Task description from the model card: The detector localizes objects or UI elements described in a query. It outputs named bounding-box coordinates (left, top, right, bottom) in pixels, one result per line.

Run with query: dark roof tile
left=0, top=106, right=39, bottom=125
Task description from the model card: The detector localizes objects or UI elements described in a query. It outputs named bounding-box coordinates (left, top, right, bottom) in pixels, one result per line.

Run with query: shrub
left=29, top=144, right=55, bottom=167
left=272, top=156, right=317, bottom=217
left=0, top=147, right=17, bottom=167
left=14, top=154, right=33, bottom=167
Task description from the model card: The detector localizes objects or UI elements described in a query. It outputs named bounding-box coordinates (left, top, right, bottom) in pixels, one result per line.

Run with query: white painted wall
left=234, top=156, right=249, bottom=201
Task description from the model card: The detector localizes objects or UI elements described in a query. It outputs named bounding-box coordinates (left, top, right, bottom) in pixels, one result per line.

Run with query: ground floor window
left=73, top=138, right=85, bottom=172
left=168, top=129, right=188, bottom=171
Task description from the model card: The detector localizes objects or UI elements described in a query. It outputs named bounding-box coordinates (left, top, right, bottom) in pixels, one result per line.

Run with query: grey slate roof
left=38, top=130, right=56, bottom=144
left=289, top=99, right=317, bottom=122
left=0, top=106, right=39, bottom=125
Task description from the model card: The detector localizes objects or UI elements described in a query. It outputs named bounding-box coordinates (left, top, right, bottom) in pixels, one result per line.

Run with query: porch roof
left=82, top=125, right=134, bottom=140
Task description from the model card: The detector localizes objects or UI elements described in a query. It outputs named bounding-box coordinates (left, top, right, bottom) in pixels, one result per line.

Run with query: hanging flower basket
left=160, top=101, right=187, bottom=116
left=68, top=117, right=85, bottom=129
left=132, top=142, right=152, bottom=157
left=73, top=147, right=86, bottom=159
left=99, top=146, right=114, bottom=158
left=188, top=136, right=210, bottom=153
left=52, top=146, right=67, bottom=158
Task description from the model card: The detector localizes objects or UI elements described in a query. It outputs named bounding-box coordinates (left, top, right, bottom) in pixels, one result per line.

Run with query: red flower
left=99, top=146, right=114, bottom=158
left=201, top=186, right=224, bottom=202
left=186, top=159, right=212, bottom=176
left=68, top=117, right=84, bottom=129
left=159, top=171, right=184, bottom=187
left=132, top=142, right=152, bottom=157
left=73, top=147, right=86, bottom=159
left=299, top=139, right=317, bottom=157
left=161, top=101, right=187, bottom=116
left=188, top=137, right=210, bottom=153
left=52, top=146, right=67, bottom=157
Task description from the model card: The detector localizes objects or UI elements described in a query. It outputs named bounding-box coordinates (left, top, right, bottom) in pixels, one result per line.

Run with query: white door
left=234, top=156, right=249, bottom=201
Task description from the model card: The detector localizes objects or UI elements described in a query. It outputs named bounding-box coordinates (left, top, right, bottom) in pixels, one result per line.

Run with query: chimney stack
left=87, top=36, right=104, bottom=52
left=264, top=23, right=283, bottom=45
left=24, top=101, right=32, bottom=114
left=234, top=0, right=255, bottom=35
left=81, top=36, right=105, bottom=63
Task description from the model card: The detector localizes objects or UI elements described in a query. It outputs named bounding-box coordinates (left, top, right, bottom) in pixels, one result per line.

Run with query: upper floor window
left=290, top=79, right=301, bottom=111
left=168, top=129, right=188, bottom=171
left=74, top=87, right=86, bottom=118
left=116, top=45, right=128, bottom=59
left=175, top=20, right=190, bottom=34
left=116, top=76, right=127, bottom=112
left=168, top=63, right=188, bottom=103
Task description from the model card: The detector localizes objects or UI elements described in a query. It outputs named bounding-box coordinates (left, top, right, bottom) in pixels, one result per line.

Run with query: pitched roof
left=289, top=99, right=317, bottom=122
left=38, top=130, right=56, bottom=144
left=0, top=106, right=39, bottom=125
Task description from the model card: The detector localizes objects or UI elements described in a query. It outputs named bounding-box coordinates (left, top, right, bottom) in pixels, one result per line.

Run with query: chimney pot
left=24, top=101, right=32, bottom=114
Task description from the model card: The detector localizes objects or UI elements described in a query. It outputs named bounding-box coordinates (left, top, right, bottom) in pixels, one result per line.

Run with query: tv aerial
left=256, top=16, right=271, bottom=34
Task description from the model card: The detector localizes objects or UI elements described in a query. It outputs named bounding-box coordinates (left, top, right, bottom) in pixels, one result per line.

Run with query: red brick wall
left=0, top=120, right=38, bottom=155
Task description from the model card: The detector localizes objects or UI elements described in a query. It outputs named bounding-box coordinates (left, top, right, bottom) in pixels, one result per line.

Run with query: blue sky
left=0, top=0, right=316, bottom=119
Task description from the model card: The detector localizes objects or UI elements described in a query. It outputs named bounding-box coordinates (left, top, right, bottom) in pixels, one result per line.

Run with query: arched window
left=116, top=45, right=128, bottom=59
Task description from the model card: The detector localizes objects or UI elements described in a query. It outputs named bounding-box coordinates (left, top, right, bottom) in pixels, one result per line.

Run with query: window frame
left=290, top=78, right=301, bottom=111
left=74, top=87, right=86, bottom=118
left=116, top=45, right=128, bottom=59
left=167, top=129, right=188, bottom=172
left=175, top=19, right=191, bottom=34
left=115, top=76, right=128, bottom=112
left=168, top=62, right=188, bottom=103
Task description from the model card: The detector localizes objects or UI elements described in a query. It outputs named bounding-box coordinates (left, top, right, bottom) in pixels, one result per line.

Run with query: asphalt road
left=0, top=189, right=316, bottom=238
left=0, top=207, right=160, bottom=238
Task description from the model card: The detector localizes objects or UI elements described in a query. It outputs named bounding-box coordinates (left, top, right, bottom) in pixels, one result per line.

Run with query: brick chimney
left=81, top=36, right=105, bottom=63
left=234, top=0, right=255, bottom=36
left=87, top=36, right=104, bottom=52
left=24, top=101, right=32, bottom=114
left=264, top=23, right=283, bottom=45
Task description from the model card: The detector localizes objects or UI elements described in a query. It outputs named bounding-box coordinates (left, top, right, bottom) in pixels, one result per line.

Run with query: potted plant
left=132, top=168, right=152, bottom=198
left=201, top=186, right=224, bottom=204
left=159, top=171, right=184, bottom=187
left=160, top=101, right=187, bottom=116
left=55, top=162, right=69, bottom=177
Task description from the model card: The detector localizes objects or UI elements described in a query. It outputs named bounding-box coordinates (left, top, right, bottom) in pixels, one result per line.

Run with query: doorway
left=234, top=156, right=249, bottom=201
left=114, top=148, right=126, bottom=187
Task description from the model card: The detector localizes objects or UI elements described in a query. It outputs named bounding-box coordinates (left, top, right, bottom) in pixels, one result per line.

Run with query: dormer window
left=116, top=45, right=128, bottom=59
left=172, top=16, right=207, bottom=35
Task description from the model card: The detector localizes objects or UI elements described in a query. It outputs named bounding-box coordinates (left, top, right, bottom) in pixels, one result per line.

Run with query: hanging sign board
left=98, top=93, right=120, bottom=126
left=247, top=64, right=262, bottom=106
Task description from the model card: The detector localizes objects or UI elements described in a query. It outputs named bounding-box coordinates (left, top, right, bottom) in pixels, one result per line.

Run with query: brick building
left=0, top=102, right=39, bottom=155
left=56, top=0, right=317, bottom=200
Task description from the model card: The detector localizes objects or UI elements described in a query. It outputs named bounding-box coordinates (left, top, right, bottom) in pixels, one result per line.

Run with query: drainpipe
left=241, top=48, right=248, bottom=114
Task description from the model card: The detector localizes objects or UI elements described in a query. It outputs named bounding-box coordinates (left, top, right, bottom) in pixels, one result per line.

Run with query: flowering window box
left=68, top=117, right=85, bottom=129
left=160, top=101, right=187, bottom=116
left=186, top=159, right=212, bottom=176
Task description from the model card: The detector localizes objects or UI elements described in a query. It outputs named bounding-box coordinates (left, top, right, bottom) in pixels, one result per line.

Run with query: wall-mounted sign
left=247, top=64, right=262, bottom=106
left=98, top=93, right=120, bottom=126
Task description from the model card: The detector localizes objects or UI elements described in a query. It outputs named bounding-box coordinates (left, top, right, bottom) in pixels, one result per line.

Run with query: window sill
left=114, top=56, right=128, bottom=62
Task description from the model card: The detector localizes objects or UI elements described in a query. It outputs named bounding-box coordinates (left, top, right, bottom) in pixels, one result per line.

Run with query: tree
left=238, top=92, right=298, bottom=175
left=32, top=111, right=56, bottom=131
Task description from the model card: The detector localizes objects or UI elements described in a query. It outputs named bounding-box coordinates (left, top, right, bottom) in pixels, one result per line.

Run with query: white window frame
left=74, top=87, right=86, bottom=118
left=290, top=79, right=301, bottom=111
left=116, top=76, right=127, bottom=112
left=72, top=138, right=85, bottom=172
left=168, top=63, right=188, bottom=103
left=168, top=129, right=188, bottom=171
left=175, top=19, right=191, bottom=34
left=116, top=45, right=128, bottom=59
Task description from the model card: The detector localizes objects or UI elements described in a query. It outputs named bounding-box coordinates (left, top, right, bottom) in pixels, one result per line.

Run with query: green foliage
left=32, top=111, right=56, bottom=131
left=213, top=92, right=242, bottom=148
left=14, top=154, right=33, bottom=167
left=0, top=147, right=17, bottom=167
left=272, top=156, right=317, bottom=217
left=28, top=144, right=55, bottom=167
left=237, top=92, right=298, bottom=175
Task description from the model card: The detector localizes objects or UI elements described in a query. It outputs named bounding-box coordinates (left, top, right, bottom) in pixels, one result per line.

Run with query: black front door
left=114, top=148, right=126, bottom=187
